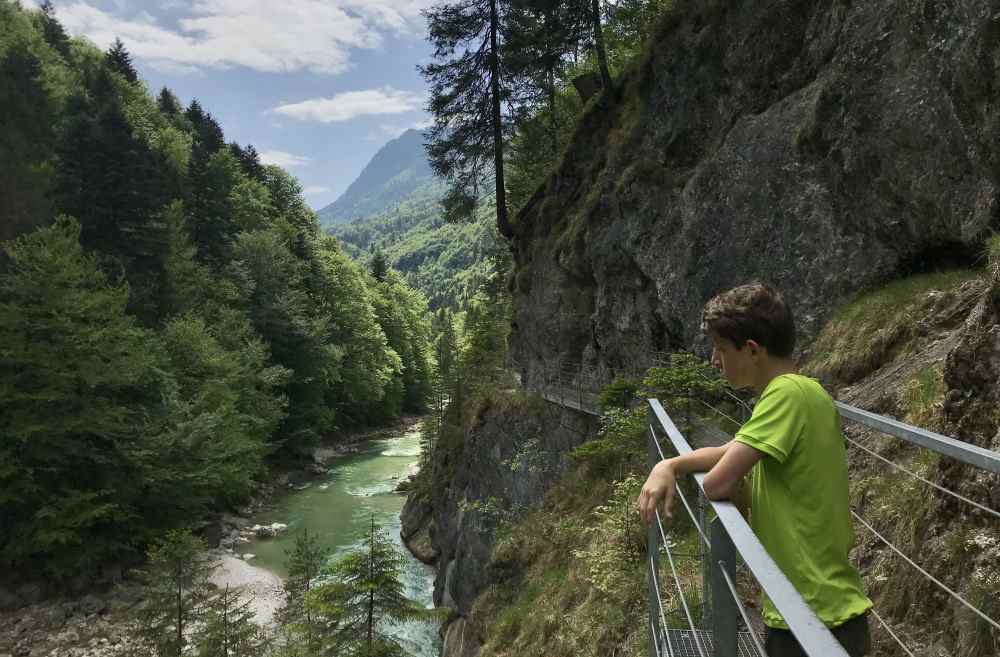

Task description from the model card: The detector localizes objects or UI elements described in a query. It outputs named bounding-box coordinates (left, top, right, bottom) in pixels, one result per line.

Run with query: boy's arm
left=703, top=442, right=762, bottom=501
left=638, top=441, right=761, bottom=526
left=638, top=442, right=731, bottom=526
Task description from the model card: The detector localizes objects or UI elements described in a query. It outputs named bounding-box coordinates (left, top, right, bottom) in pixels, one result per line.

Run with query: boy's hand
left=637, top=460, right=677, bottom=527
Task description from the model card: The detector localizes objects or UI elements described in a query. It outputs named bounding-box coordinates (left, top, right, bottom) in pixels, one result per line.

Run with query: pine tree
left=279, top=528, right=330, bottom=654
left=37, top=1, right=72, bottom=59
left=157, top=87, right=183, bottom=116
left=125, top=530, right=219, bottom=657
left=106, top=37, right=139, bottom=84
left=421, top=0, right=515, bottom=237
left=55, top=80, right=171, bottom=321
left=0, top=218, right=169, bottom=577
left=231, top=143, right=267, bottom=183
left=305, top=519, right=423, bottom=657
left=197, top=584, right=270, bottom=657
left=0, top=40, right=57, bottom=241
left=370, top=246, right=389, bottom=282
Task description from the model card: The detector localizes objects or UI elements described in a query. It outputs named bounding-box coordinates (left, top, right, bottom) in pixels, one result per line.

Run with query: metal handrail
left=647, top=398, right=850, bottom=657
left=835, top=401, right=1000, bottom=474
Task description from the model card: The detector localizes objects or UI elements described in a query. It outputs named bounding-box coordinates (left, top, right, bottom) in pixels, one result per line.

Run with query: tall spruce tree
left=0, top=218, right=167, bottom=576
left=279, top=528, right=330, bottom=655
left=305, top=519, right=423, bottom=657
left=197, top=584, right=270, bottom=657
left=421, top=0, right=515, bottom=237
left=37, top=1, right=72, bottom=59
left=106, top=37, right=139, bottom=84
left=125, top=530, right=219, bottom=657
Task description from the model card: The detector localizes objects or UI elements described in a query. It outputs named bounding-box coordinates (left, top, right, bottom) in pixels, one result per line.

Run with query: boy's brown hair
left=701, top=282, right=796, bottom=358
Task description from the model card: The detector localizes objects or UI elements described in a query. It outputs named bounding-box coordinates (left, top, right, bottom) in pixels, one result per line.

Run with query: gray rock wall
left=510, top=0, right=1000, bottom=382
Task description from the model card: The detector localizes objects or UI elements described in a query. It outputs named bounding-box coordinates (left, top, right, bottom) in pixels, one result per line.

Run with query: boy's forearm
left=662, top=444, right=730, bottom=476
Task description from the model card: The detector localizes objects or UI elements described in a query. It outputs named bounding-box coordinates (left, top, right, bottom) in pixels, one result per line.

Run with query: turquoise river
left=243, top=423, right=440, bottom=656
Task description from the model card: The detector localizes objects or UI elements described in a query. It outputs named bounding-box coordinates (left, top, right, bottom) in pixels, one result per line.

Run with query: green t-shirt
left=734, top=373, right=872, bottom=629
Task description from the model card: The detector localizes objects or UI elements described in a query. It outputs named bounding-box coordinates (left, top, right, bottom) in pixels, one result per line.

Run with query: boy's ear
left=746, top=339, right=761, bottom=356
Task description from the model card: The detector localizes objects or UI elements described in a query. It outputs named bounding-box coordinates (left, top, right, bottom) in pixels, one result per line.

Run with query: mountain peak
left=318, top=129, right=433, bottom=228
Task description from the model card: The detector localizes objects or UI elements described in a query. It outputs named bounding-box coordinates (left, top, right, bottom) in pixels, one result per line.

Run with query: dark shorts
left=764, top=612, right=871, bottom=657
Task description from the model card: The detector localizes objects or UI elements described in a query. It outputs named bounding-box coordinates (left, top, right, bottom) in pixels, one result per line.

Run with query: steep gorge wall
left=509, top=0, right=1000, bottom=380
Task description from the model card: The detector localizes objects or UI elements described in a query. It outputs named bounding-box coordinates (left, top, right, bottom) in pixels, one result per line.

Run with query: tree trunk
left=367, top=517, right=375, bottom=655
left=489, top=0, right=512, bottom=239
left=176, top=565, right=183, bottom=657
left=591, top=0, right=612, bottom=92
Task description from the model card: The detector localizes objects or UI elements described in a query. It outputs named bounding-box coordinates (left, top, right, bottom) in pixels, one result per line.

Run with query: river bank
left=0, top=415, right=428, bottom=657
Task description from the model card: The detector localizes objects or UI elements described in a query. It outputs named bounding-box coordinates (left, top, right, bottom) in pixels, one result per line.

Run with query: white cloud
left=259, top=150, right=311, bottom=168
left=273, top=87, right=425, bottom=124
left=51, top=1, right=435, bottom=76
left=303, top=186, right=331, bottom=195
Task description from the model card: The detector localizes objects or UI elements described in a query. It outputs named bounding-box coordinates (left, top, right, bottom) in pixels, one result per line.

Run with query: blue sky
left=37, top=0, right=437, bottom=210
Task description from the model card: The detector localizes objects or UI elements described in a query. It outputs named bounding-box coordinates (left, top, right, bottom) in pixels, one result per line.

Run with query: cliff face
left=509, top=0, right=999, bottom=381
left=401, top=394, right=598, bottom=655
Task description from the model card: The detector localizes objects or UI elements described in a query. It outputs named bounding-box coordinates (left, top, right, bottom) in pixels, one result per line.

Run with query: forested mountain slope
left=327, top=132, right=497, bottom=310
left=317, top=129, right=436, bottom=228
left=0, top=0, right=434, bottom=582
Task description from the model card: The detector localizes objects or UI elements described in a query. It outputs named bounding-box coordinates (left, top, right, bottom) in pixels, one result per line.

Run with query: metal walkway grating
left=661, top=628, right=764, bottom=657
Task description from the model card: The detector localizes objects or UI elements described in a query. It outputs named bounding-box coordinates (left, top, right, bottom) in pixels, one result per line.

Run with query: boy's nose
left=710, top=348, right=721, bottom=369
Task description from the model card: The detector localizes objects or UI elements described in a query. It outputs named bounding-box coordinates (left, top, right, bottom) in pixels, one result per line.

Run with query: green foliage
left=302, top=521, right=425, bottom=657
left=571, top=475, right=644, bottom=598
left=0, top=0, right=440, bottom=580
left=598, top=376, right=641, bottom=410
left=0, top=218, right=168, bottom=576
left=570, top=407, right=646, bottom=477
left=197, top=584, right=271, bottom=657
left=123, top=530, right=218, bottom=657
left=279, top=528, right=331, bottom=655
left=641, top=352, right=723, bottom=402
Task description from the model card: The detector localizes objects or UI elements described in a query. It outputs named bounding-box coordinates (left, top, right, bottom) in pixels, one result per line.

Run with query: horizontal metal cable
left=868, top=607, right=916, bottom=657
left=656, top=513, right=709, bottom=657
left=698, top=372, right=754, bottom=414
left=717, top=560, right=769, bottom=657
left=649, top=556, right=677, bottom=657
left=845, top=435, right=1000, bottom=520
left=695, top=397, right=743, bottom=429
left=851, top=510, right=1000, bottom=633
left=650, top=425, right=712, bottom=549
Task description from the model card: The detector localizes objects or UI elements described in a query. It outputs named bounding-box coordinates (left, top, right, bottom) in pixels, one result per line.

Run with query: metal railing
left=646, top=398, right=850, bottom=657
left=517, top=354, right=1000, bottom=655
left=647, top=391, right=1000, bottom=657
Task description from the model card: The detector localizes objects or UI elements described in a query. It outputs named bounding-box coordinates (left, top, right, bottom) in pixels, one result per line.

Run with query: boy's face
left=708, top=333, right=758, bottom=389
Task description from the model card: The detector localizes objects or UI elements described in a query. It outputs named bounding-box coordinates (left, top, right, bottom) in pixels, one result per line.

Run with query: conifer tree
left=55, top=75, right=171, bottom=320
left=0, top=218, right=168, bottom=576
left=231, top=143, right=267, bottom=183
left=0, top=40, right=57, bottom=240
left=157, top=87, right=182, bottom=116
left=125, top=530, right=219, bottom=657
left=305, top=519, right=423, bottom=657
left=279, top=528, right=330, bottom=654
left=370, top=246, right=389, bottom=282
left=421, top=0, right=514, bottom=237
left=106, top=37, right=139, bottom=84
left=37, top=1, right=71, bottom=59
left=197, top=584, right=270, bottom=657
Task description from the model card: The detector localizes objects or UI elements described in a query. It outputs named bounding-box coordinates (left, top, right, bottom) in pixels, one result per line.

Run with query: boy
left=636, top=282, right=872, bottom=657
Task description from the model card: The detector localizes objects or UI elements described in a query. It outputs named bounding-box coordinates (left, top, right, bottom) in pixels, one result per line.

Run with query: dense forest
left=0, top=0, right=436, bottom=580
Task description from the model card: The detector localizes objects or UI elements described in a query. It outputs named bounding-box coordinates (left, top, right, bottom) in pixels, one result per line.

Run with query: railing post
left=700, top=489, right=710, bottom=627
left=647, top=405, right=661, bottom=657
left=710, top=517, right=738, bottom=657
